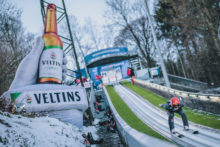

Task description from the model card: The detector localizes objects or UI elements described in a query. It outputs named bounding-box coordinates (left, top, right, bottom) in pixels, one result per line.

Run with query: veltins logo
left=26, top=95, right=32, bottom=104
left=51, top=52, right=56, bottom=59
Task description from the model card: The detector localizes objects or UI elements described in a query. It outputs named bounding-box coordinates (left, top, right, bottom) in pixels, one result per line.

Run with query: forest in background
left=154, top=0, right=220, bottom=86
left=105, top=0, right=220, bottom=86
left=0, top=0, right=219, bottom=95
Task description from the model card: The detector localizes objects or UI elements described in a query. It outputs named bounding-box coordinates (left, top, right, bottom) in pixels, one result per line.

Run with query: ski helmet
left=171, top=97, right=180, bottom=106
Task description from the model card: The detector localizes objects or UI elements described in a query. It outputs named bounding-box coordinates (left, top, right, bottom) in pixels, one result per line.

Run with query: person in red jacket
left=128, top=67, right=135, bottom=85
left=82, top=76, right=86, bottom=83
left=127, top=67, right=131, bottom=77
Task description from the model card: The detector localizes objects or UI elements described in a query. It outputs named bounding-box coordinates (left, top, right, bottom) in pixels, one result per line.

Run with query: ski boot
left=184, top=126, right=189, bottom=131
left=170, top=128, right=176, bottom=134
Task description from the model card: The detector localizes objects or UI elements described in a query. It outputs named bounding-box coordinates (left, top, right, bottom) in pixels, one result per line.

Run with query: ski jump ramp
left=113, top=84, right=220, bottom=147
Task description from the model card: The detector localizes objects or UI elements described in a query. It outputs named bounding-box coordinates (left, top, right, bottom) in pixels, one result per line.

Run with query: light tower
left=144, top=0, right=171, bottom=87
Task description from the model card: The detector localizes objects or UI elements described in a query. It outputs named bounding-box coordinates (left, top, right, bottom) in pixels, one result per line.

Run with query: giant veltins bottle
left=39, top=4, right=63, bottom=84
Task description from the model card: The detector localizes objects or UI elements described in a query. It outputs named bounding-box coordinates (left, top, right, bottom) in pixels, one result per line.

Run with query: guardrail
left=168, top=74, right=208, bottom=91
left=134, top=79, right=220, bottom=114
left=103, top=86, right=174, bottom=147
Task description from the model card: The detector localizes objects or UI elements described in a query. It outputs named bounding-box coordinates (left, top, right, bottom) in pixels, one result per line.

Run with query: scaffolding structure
left=40, top=0, right=84, bottom=86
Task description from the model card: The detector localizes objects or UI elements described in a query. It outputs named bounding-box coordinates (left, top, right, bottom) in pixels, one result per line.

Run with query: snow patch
left=0, top=111, right=98, bottom=147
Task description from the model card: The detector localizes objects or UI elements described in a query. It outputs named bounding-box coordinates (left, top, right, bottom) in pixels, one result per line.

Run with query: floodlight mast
left=144, top=0, right=171, bottom=88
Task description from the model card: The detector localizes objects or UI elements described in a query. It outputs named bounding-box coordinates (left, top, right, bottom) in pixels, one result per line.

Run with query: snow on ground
left=0, top=111, right=98, bottom=147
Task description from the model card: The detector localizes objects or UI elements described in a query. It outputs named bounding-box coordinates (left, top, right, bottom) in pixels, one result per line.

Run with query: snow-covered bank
left=0, top=111, right=98, bottom=146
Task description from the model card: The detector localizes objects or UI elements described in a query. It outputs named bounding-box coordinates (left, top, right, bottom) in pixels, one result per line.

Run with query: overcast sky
left=6, top=0, right=155, bottom=71
left=8, top=0, right=154, bottom=35
left=8, top=0, right=107, bottom=35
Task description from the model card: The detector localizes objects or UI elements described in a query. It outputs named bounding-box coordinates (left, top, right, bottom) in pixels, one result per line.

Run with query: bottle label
left=39, top=47, right=63, bottom=81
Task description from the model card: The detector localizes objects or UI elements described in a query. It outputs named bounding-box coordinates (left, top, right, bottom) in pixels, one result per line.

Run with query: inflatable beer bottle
left=39, top=4, right=63, bottom=84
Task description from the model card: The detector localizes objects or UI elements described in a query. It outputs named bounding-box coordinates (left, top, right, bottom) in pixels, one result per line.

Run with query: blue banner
left=75, top=68, right=87, bottom=78
left=85, top=47, right=128, bottom=64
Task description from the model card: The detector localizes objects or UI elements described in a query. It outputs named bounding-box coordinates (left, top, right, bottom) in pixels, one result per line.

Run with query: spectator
left=94, top=101, right=104, bottom=112
left=96, top=75, right=104, bottom=88
left=127, top=67, right=131, bottom=77
left=108, top=117, right=116, bottom=133
left=82, top=132, right=103, bottom=145
left=105, top=107, right=112, bottom=118
left=87, top=132, right=103, bottom=144
left=82, top=76, right=87, bottom=83
left=129, top=67, right=135, bottom=85
left=82, top=134, right=90, bottom=147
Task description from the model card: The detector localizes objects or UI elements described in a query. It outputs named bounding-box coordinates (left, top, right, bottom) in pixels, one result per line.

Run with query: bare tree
left=0, top=0, right=35, bottom=95
left=105, top=0, right=156, bottom=68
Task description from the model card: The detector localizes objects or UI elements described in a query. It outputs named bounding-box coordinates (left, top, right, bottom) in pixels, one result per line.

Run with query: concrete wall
left=103, top=86, right=174, bottom=147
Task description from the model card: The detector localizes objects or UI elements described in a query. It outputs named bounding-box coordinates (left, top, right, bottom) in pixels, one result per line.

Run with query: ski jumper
left=161, top=98, right=189, bottom=131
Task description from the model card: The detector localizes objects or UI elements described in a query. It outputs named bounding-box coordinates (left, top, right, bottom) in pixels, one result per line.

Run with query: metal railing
left=134, top=79, right=220, bottom=103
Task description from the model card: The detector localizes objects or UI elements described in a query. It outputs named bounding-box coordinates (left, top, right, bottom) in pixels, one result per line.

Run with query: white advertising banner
left=76, top=82, right=91, bottom=88
left=83, top=82, right=91, bottom=88
left=9, top=84, right=88, bottom=113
